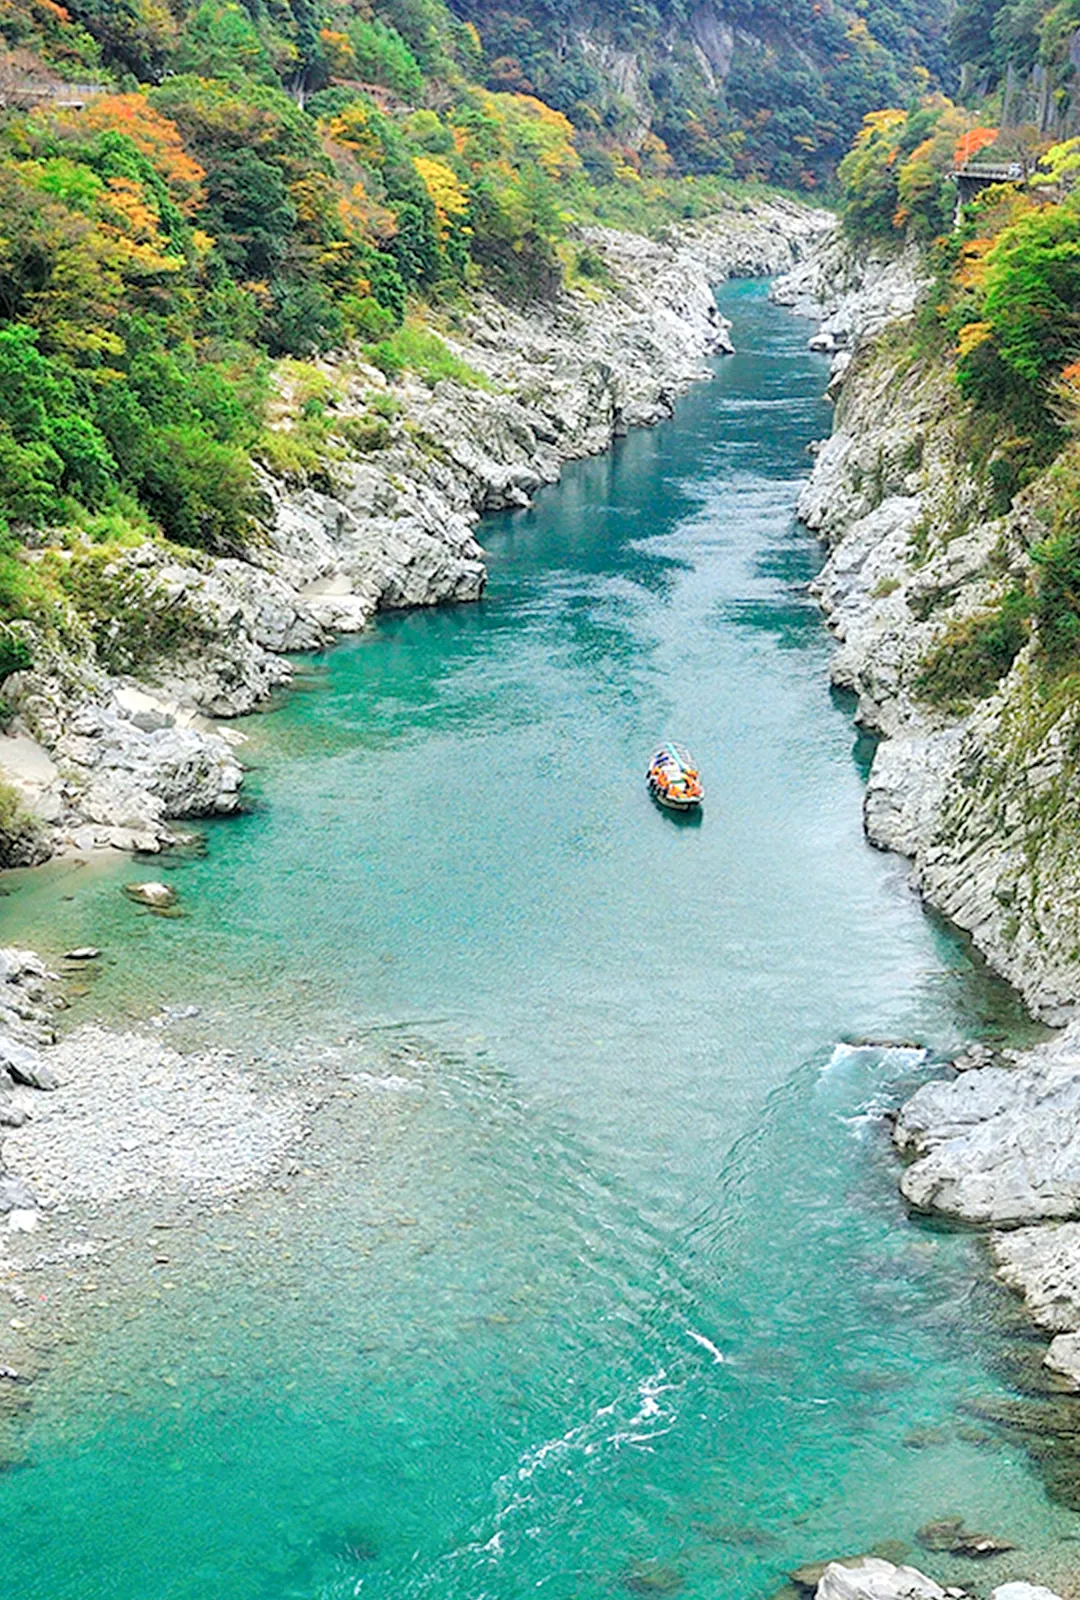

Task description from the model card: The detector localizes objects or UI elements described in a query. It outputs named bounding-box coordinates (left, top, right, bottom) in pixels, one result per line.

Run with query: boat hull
left=647, top=780, right=703, bottom=812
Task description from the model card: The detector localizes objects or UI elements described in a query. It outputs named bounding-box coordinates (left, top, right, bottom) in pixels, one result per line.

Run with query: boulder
left=953, top=1044, right=999, bottom=1074
left=0, top=948, right=47, bottom=984
left=0, top=1036, right=57, bottom=1090
left=124, top=881, right=176, bottom=910
left=1044, top=1332, right=1080, bottom=1390
left=992, top=1224, right=1080, bottom=1332
left=896, top=1028, right=1080, bottom=1225
left=0, top=1176, right=38, bottom=1213
left=815, top=1559, right=946, bottom=1600
left=894, top=1069, right=1020, bottom=1159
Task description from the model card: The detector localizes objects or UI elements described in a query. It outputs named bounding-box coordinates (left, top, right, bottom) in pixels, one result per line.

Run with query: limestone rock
left=124, top=880, right=176, bottom=910
left=774, top=235, right=929, bottom=377
left=896, top=1026, right=1080, bottom=1224
left=0, top=1036, right=57, bottom=1090
left=1043, top=1331, right=1080, bottom=1389
left=864, top=731, right=964, bottom=859
left=894, top=1068, right=1024, bottom=1159
left=0, top=1175, right=38, bottom=1213
left=815, top=1558, right=946, bottom=1600
left=992, top=1222, right=1080, bottom=1332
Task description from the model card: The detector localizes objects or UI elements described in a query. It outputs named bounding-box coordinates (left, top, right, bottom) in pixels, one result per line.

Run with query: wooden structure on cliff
left=952, top=161, right=1027, bottom=225
left=953, top=161, right=1026, bottom=205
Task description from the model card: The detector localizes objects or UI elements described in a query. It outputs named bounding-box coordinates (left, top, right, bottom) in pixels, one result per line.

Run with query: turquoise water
left=1, top=283, right=1075, bottom=1599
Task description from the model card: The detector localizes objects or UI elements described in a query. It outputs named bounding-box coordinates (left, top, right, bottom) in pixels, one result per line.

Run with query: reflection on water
left=0, top=284, right=1072, bottom=1600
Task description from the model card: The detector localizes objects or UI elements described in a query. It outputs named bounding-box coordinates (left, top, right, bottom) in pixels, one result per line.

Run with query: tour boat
left=646, top=745, right=703, bottom=811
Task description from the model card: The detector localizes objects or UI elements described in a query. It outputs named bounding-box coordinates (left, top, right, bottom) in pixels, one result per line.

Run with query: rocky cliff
left=776, top=233, right=1080, bottom=1024
left=0, top=194, right=830, bottom=863
left=779, top=232, right=1080, bottom=1514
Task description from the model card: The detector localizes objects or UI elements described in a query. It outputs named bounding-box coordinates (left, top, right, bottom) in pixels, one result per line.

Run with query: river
left=0, top=282, right=1075, bottom=1600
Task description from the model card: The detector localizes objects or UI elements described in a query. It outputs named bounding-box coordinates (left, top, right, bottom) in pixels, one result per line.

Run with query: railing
left=0, top=78, right=106, bottom=109
left=954, top=162, right=1025, bottom=182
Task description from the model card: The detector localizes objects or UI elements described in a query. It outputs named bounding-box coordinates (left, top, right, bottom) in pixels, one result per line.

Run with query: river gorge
left=1, top=284, right=1079, bottom=1599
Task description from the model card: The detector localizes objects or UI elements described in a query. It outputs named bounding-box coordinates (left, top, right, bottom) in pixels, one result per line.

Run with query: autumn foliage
left=954, top=127, right=999, bottom=167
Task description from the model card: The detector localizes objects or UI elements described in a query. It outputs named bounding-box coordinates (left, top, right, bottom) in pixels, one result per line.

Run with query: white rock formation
left=815, top=1558, right=947, bottom=1600
left=779, top=223, right=1080, bottom=1020
left=992, top=1221, right=1080, bottom=1331
left=773, top=233, right=929, bottom=380
left=1042, top=1331, right=1080, bottom=1389
left=895, top=1025, right=1080, bottom=1224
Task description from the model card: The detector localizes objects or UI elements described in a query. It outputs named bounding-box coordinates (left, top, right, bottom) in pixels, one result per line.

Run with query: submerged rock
left=620, top=1560, right=684, bottom=1594
left=124, top=881, right=177, bottom=910
left=902, top=1425, right=949, bottom=1450
left=916, top=1518, right=1014, bottom=1558
left=689, top=1520, right=777, bottom=1548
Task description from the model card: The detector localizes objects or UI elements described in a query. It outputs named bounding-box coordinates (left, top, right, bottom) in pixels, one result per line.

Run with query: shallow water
left=1, top=283, right=1076, bottom=1600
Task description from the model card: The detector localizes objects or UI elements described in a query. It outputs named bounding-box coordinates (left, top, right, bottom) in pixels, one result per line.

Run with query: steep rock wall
left=779, top=234, right=1080, bottom=1021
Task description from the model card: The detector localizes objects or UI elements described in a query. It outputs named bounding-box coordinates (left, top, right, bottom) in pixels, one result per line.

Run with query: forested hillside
left=449, top=0, right=952, bottom=187
left=0, top=0, right=640, bottom=640
left=828, top=42, right=1080, bottom=706
left=0, top=0, right=955, bottom=652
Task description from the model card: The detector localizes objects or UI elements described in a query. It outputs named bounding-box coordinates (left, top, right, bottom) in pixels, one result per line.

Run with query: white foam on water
left=839, top=1092, right=898, bottom=1139
left=686, top=1326, right=728, bottom=1364
left=606, top=1427, right=674, bottom=1450
left=514, top=1419, right=590, bottom=1484
left=818, top=1041, right=928, bottom=1082
left=630, top=1369, right=675, bottom=1424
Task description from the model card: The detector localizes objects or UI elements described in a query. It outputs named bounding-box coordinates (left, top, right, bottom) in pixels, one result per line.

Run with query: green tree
left=975, top=205, right=1080, bottom=386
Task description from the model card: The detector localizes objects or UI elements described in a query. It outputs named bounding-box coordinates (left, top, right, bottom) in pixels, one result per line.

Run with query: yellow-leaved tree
left=413, top=156, right=469, bottom=241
